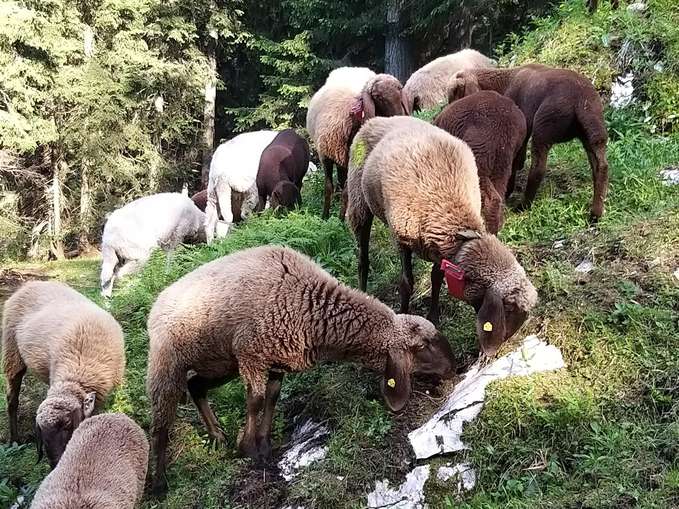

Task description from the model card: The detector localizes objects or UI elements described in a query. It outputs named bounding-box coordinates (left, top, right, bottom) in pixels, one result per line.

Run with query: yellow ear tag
left=387, top=378, right=396, bottom=388
left=483, top=322, right=493, bottom=332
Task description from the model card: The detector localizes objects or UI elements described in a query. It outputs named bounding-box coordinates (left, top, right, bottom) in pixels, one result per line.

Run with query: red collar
left=441, top=259, right=465, bottom=300
left=350, top=97, right=365, bottom=123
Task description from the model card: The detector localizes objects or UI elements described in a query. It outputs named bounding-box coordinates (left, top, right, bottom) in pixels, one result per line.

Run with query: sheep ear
left=401, top=90, right=411, bottom=115
left=83, top=392, right=96, bottom=418
left=476, top=289, right=506, bottom=357
left=382, top=350, right=412, bottom=412
left=361, top=89, right=376, bottom=120
left=34, top=422, right=44, bottom=464
left=456, top=229, right=482, bottom=241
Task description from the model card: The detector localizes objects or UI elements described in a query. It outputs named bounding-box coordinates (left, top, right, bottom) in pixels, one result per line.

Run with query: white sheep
left=100, top=192, right=207, bottom=297
left=204, top=130, right=279, bottom=244
left=403, top=49, right=495, bottom=112
left=2, top=281, right=125, bottom=467
left=30, top=413, right=149, bottom=509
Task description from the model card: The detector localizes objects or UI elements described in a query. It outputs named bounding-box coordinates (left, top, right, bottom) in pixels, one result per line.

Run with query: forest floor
left=1, top=119, right=678, bottom=508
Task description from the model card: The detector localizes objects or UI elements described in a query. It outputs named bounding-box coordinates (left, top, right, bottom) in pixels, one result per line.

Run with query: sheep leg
left=427, top=263, right=445, bottom=325
left=187, top=374, right=235, bottom=443
left=480, top=177, right=504, bottom=235
left=256, top=371, right=284, bottom=460
left=398, top=245, right=414, bottom=314
left=583, top=141, right=609, bottom=222
left=322, top=157, right=334, bottom=219
left=508, top=139, right=528, bottom=199
left=6, top=366, right=26, bottom=444
left=357, top=214, right=374, bottom=291
left=337, top=165, right=349, bottom=220
left=100, top=244, right=119, bottom=298
left=239, top=376, right=267, bottom=461
left=521, top=142, right=551, bottom=210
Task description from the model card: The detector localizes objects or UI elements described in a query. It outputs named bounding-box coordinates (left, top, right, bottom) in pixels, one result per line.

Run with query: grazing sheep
left=454, top=64, right=609, bottom=220
left=346, top=116, right=537, bottom=355
left=307, top=69, right=408, bottom=219
left=2, top=281, right=125, bottom=467
left=433, top=84, right=527, bottom=233
left=100, top=192, right=206, bottom=298
left=255, top=129, right=310, bottom=211
left=30, top=413, right=149, bottom=509
left=402, top=49, right=494, bottom=113
left=146, top=245, right=455, bottom=494
left=204, top=130, right=279, bottom=243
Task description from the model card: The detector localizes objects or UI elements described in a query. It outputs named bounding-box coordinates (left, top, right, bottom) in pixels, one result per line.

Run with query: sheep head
left=35, top=383, right=96, bottom=468
left=270, top=181, right=302, bottom=210
left=382, top=315, right=456, bottom=412
left=360, top=74, right=409, bottom=120
left=447, top=71, right=481, bottom=103
left=455, top=235, right=538, bottom=357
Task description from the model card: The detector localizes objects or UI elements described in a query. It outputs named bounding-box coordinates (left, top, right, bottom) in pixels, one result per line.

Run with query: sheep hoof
left=150, top=478, right=168, bottom=498
left=426, top=311, right=440, bottom=326
left=207, top=428, right=226, bottom=446
left=588, top=211, right=601, bottom=224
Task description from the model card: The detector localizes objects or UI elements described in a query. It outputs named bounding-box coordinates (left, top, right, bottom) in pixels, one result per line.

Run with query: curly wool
left=30, top=413, right=149, bottom=509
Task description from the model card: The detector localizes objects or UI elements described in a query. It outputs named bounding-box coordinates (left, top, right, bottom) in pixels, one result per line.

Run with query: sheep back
left=102, top=193, right=205, bottom=259
left=2, top=281, right=124, bottom=403
left=403, top=49, right=494, bottom=111
left=434, top=90, right=527, bottom=185
left=349, top=116, right=484, bottom=261
left=30, top=413, right=149, bottom=509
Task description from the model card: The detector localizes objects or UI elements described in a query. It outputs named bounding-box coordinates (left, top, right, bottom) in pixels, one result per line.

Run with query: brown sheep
left=30, top=413, right=149, bottom=509
left=146, top=245, right=455, bottom=494
left=255, top=129, right=310, bottom=211
left=433, top=83, right=527, bottom=233
left=454, top=64, right=609, bottom=220
left=2, top=281, right=125, bottom=467
left=346, top=116, right=537, bottom=353
left=307, top=70, right=409, bottom=219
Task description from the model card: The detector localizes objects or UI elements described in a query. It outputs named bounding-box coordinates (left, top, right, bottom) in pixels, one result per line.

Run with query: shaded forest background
left=1, top=0, right=676, bottom=261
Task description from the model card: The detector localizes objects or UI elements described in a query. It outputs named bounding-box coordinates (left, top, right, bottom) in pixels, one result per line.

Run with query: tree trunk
left=384, top=0, right=412, bottom=83
left=79, top=23, right=95, bottom=253
left=78, top=161, right=92, bottom=251
left=201, top=34, right=218, bottom=189
left=50, top=147, right=65, bottom=260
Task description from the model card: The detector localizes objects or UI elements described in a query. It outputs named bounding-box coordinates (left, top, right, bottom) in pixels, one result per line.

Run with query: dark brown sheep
left=455, top=64, right=609, bottom=220
left=255, top=129, right=310, bottom=211
left=146, top=245, right=455, bottom=494
left=434, top=86, right=527, bottom=233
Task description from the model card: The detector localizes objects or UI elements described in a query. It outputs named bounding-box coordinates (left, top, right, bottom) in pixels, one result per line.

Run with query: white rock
left=575, top=259, right=594, bottom=273
left=308, top=162, right=318, bottom=172
left=673, top=268, right=679, bottom=281
left=408, top=336, right=565, bottom=459
left=610, top=72, right=635, bottom=109
left=278, top=420, right=330, bottom=481
left=627, top=2, right=647, bottom=13
left=660, top=168, right=679, bottom=186
left=553, top=239, right=565, bottom=249
left=654, top=62, right=664, bottom=72
left=436, top=463, right=476, bottom=493
left=366, top=465, right=430, bottom=509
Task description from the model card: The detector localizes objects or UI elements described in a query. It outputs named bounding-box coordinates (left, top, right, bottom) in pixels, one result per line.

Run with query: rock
left=673, top=268, right=679, bottom=281
left=278, top=420, right=330, bottom=481
left=436, top=463, right=476, bottom=493
left=553, top=239, right=565, bottom=249
left=366, top=465, right=430, bottom=509
left=408, top=336, right=565, bottom=459
left=610, top=72, right=634, bottom=109
left=660, top=167, right=679, bottom=186
left=575, top=259, right=594, bottom=273
left=627, top=2, right=647, bottom=13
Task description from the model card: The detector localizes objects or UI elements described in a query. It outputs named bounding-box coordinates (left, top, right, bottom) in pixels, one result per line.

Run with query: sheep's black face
left=271, top=181, right=301, bottom=211
left=36, top=412, right=80, bottom=468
